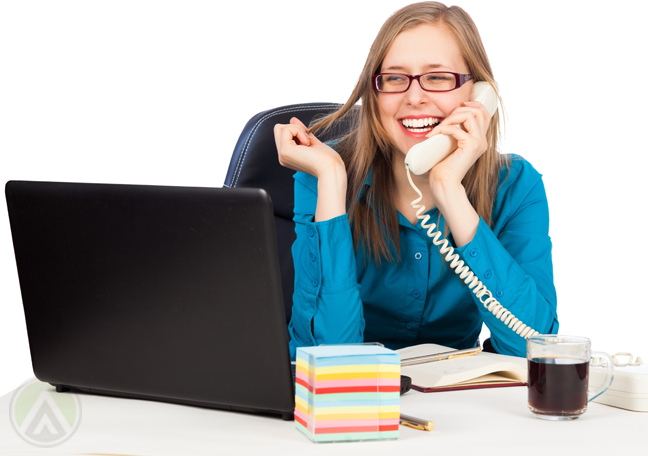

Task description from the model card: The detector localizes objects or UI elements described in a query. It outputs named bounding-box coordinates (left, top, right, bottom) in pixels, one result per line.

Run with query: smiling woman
left=2, top=0, right=647, bottom=399
left=274, top=1, right=558, bottom=359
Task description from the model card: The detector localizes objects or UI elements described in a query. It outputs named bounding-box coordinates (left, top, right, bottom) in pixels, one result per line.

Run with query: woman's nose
left=404, top=78, right=429, bottom=105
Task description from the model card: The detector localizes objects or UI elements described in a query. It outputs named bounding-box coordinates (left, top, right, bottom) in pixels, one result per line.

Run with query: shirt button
left=312, top=279, right=319, bottom=287
left=414, top=252, right=422, bottom=260
left=310, top=253, right=316, bottom=262
left=412, top=290, right=420, bottom=298
left=470, top=248, right=478, bottom=257
left=496, top=289, right=504, bottom=298
left=406, top=323, right=413, bottom=330
left=484, top=270, right=492, bottom=279
left=307, top=229, right=314, bottom=238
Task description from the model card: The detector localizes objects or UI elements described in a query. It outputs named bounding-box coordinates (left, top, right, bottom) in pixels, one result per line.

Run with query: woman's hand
left=274, top=117, right=345, bottom=178
left=424, top=100, right=491, bottom=189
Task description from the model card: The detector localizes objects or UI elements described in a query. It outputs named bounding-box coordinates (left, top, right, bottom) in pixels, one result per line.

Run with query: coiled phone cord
left=405, top=166, right=539, bottom=339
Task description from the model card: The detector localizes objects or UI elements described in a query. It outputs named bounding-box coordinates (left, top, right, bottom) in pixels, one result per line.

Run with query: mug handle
left=589, top=351, right=615, bottom=402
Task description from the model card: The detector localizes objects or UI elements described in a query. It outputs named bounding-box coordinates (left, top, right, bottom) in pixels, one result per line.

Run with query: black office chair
left=223, top=103, right=355, bottom=324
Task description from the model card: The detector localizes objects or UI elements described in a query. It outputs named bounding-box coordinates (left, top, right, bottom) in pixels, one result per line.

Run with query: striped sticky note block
left=295, top=345, right=400, bottom=443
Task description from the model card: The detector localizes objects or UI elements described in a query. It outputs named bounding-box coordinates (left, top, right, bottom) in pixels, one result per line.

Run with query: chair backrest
left=224, top=103, right=355, bottom=323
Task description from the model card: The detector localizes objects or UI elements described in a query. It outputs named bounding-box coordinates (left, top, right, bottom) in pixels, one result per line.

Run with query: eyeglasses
left=372, top=72, right=473, bottom=93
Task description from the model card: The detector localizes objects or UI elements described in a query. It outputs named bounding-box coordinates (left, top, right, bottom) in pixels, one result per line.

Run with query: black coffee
left=528, top=358, right=589, bottom=412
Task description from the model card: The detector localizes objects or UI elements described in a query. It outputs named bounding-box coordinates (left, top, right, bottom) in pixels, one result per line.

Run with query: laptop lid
left=5, top=181, right=295, bottom=419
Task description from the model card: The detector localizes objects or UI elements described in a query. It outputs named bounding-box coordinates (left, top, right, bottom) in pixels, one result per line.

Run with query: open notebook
left=396, top=344, right=527, bottom=393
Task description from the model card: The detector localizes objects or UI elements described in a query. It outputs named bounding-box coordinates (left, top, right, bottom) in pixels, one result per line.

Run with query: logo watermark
left=9, top=380, right=82, bottom=447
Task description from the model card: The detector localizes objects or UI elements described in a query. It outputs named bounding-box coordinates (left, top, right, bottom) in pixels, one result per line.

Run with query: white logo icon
left=9, top=380, right=82, bottom=447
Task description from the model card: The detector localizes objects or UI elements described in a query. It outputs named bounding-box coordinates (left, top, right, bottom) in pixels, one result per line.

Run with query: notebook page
left=399, top=350, right=527, bottom=388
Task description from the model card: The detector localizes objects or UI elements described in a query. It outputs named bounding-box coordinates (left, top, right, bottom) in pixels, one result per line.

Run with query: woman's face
left=377, top=23, right=473, bottom=157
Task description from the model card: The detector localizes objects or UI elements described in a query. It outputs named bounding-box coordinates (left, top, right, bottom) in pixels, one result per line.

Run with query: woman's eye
left=424, top=75, right=450, bottom=82
left=386, top=75, right=407, bottom=83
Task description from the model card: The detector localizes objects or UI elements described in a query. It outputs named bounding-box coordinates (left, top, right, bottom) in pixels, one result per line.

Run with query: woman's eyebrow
left=382, top=63, right=451, bottom=72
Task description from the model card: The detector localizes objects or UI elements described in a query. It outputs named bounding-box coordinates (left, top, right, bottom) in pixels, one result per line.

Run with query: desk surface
left=1, top=377, right=645, bottom=456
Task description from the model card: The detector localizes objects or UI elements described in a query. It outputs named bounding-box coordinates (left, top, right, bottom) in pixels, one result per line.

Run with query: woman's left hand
left=425, top=100, right=491, bottom=190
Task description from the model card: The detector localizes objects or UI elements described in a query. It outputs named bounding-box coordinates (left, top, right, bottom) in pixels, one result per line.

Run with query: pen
left=400, top=347, right=482, bottom=366
left=400, top=413, right=434, bottom=431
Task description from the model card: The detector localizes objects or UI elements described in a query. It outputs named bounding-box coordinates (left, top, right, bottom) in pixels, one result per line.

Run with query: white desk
left=1, top=377, right=645, bottom=456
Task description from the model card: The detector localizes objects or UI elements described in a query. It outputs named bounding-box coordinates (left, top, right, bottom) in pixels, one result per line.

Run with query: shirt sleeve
left=288, top=172, right=365, bottom=358
left=452, top=166, right=559, bottom=357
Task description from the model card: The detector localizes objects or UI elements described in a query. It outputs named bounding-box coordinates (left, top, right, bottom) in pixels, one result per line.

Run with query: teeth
left=401, top=117, right=439, bottom=128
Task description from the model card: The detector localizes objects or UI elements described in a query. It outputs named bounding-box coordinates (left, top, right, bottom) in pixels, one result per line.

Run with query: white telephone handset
left=404, top=82, right=499, bottom=175
left=403, top=81, right=539, bottom=339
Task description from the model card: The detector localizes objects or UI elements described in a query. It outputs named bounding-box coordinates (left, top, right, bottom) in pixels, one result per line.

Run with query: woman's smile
left=398, top=115, right=445, bottom=137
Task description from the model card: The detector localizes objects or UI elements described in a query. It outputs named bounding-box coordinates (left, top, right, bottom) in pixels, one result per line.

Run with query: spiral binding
left=406, top=166, right=538, bottom=339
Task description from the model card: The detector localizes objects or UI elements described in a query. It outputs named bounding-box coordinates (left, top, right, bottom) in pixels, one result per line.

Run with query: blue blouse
left=288, top=154, right=559, bottom=360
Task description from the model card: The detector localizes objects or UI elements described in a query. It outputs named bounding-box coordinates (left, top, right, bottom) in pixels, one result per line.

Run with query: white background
left=1, top=0, right=647, bottom=396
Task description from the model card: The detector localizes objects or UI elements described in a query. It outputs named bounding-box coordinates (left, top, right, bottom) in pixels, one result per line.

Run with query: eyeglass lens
left=376, top=73, right=457, bottom=92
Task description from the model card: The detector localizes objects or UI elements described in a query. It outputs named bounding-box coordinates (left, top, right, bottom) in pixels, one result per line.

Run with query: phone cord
left=406, top=166, right=539, bottom=339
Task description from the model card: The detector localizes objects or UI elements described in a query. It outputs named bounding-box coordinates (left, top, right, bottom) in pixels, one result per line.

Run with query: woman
left=274, top=1, right=558, bottom=359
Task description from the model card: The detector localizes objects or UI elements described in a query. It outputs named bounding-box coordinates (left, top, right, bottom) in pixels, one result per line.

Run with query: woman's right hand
left=274, top=117, right=345, bottom=178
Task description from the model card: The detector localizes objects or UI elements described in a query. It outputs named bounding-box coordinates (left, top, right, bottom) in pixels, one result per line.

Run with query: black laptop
left=5, top=181, right=295, bottom=420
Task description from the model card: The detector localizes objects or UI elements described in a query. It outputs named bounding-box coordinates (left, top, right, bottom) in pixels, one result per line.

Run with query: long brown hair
left=309, top=1, right=510, bottom=266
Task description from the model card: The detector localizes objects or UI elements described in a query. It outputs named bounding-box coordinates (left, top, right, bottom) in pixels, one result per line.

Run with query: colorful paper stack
left=294, top=345, right=400, bottom=443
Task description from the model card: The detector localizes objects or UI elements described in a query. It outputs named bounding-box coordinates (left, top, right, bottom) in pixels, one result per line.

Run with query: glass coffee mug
left=527, top=335, right=614, bottom=420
